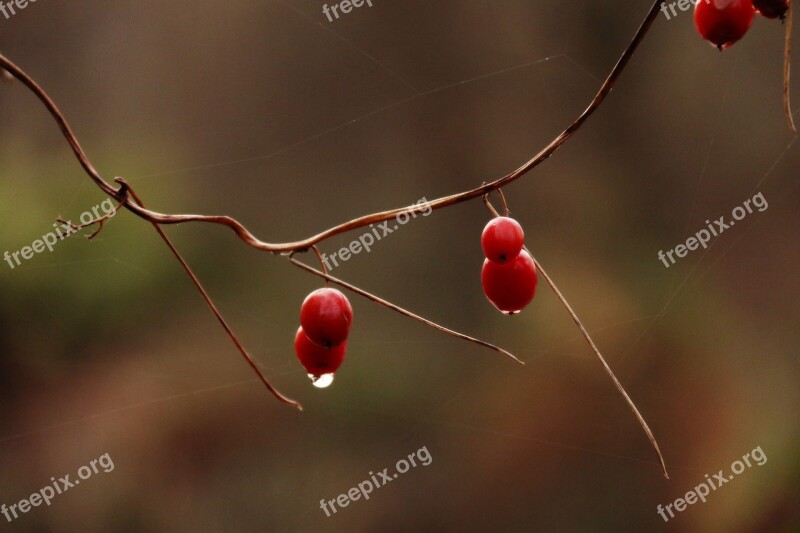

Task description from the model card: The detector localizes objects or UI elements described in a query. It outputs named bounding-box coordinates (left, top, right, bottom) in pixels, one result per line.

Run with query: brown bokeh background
left=1, top=1, right=798, bottom=531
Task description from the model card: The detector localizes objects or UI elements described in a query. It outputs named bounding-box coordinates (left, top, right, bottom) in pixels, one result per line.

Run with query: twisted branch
left=0, top=0, right=664, bottom=253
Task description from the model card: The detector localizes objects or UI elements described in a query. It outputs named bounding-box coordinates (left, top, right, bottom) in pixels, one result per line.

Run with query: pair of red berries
left=294, top=288, right=353, bottom=387
left=695, top=0, right=788, bottom=50
left=480, top=217, right=538, bottom=314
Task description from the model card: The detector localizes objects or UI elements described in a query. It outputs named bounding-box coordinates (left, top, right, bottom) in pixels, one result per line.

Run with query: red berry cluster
left=480, top=217, right=538, bottom=315
left=695, top=0, right=788, bottom=50
left=294, top=288, right=353, bottom=387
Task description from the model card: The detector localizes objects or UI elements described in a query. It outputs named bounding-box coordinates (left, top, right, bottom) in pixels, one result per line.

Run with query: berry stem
left=311, top=244, right=330, bottom=287
left=497, top=188, right=511, bottom=217
left=483, top=195, right=669, bottom=479
left=785, top=0, right=797, bottom=133
left=289, top=252, right=524, bottom=366
left=121, top=179, right=303, bottom=411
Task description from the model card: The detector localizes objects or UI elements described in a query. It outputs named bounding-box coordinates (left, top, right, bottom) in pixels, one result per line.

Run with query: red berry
left=481, top=249, right=538, bottom=314
left=753, top=0, right=788, bottom=19
left=695, top=0, right=756, bottom=49
left=295, top=327, right=346, bottom=376
left=300, top=288, right=353, bottom=347
left=481, top=217, right=525, bottom=264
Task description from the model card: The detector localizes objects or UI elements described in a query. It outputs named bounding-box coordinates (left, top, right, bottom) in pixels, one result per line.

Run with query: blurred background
left=0, top=1, right=798, bottom=531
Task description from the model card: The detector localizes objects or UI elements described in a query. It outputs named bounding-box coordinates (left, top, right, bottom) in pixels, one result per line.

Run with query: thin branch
left=0, top=54, right=116, bottom=198
left=310, top=244, right=330, bottom=287
left=55, top=200, right=125, bottom=240
left=289, top=253, right=524, bottom=366
left=120, top=179, right=302, bottom=410
left=785, top=0, right=797, bottom=134
left=0, top=0, right=664, bottom=253
left=483, top=195, right=669, bottom=479
left=532, top=258, right=668, bottom=479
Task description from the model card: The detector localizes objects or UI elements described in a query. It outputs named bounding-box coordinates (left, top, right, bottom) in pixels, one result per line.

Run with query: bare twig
left=482, top=195, right=669, bottom=479
left=532, top=259, right=668, bottom=479
left=55, top=200, right=125, bottom=240
left=0, top=0, right=664, bottom=253
left=120, top=178, right=302, bottom=410
left=289, top=253, right=524, bottom=365
left=785, top=0, right=797, bottom=133
left=0, top=55, right=116, bottom=198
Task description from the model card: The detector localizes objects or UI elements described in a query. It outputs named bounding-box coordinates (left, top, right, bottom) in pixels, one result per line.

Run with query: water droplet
left=308, top=373, right=334, bottom=388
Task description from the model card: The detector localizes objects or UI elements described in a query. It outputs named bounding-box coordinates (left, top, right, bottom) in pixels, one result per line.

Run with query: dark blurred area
left=0, top=1, right=798, bottom=531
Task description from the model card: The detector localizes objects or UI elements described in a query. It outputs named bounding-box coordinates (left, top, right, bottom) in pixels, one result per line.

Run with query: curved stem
left=785, top=0, right=797, bottom=134
left=289, top=253, right=524, bottom=365
left=0, top=0, right=664, bottom=253
left=0, top=53, right=117, bottom=198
